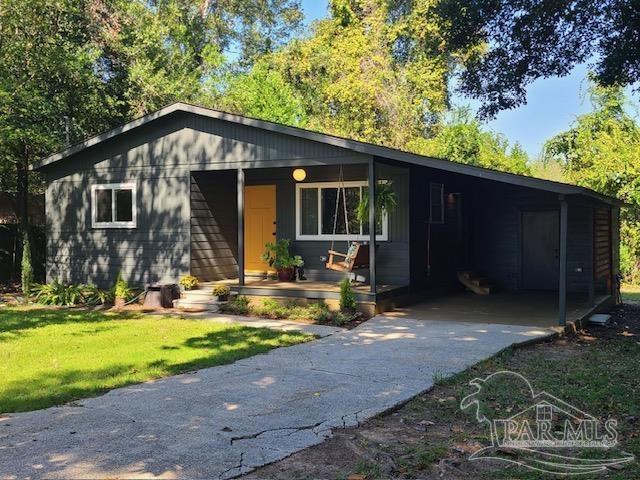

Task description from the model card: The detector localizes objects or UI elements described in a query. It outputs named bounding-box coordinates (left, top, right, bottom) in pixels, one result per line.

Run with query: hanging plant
left=356, top=181, right=397, bottom=225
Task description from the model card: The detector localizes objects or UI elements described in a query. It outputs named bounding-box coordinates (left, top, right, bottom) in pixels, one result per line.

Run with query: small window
left=429, top=183, right=444, bottom=224
left=91, top=183, right=136, bottom=228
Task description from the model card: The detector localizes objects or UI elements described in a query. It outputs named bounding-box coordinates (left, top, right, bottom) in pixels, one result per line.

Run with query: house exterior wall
left=43, top=111, right=370, bottom=287
left=409, top=165, right=603, bottom=295
left=191, top=162, right=411, bottom=286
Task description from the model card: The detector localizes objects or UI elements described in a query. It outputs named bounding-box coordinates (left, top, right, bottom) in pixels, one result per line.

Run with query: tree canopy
left=437, top=0, right=640, bottom=117
left=544, top=83, right=640, bottom=282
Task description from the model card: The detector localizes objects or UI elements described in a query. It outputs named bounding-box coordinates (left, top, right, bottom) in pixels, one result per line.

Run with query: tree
left=544, top=83, right=640, bottom=282
left=436, top=0, right=640, bottom=117
left=238, top=0, right=461, bottom=149
left=0, top=0, right=119, bottom=281
left=21, top=232, right=33, bottom=301
left=415, top=107, right=530, bottom=174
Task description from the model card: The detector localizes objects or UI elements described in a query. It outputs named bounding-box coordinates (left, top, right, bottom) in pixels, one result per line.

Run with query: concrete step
left=173, top=299, right=220, bottom=311
left=181, top=289, right=215, bottom=299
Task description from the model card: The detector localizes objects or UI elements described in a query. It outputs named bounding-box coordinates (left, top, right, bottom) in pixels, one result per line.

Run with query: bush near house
left=221, top=296, right=360, bottom=327
left=33, top=281, right=112, bottom=306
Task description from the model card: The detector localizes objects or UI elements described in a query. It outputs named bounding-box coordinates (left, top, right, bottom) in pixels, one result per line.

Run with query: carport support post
left=558, top=196, right=568, bottom=326
left=368, top=158, right=377, bottom=294
left=237, top=168, right=245, bottom=286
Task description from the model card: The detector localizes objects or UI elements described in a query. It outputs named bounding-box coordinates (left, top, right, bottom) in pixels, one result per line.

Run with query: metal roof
left=32, top=102, right=623, bottom=206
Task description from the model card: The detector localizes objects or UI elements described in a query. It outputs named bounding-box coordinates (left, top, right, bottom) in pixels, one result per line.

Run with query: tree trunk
left=13, top=144, right=29, bottom=282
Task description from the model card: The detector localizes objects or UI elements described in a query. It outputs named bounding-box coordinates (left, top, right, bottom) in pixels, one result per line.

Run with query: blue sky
left=298, top=1, right=603, bottom=159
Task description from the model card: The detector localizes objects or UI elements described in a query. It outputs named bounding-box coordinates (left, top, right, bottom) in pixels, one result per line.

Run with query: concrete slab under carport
left=385, top=291, right=612, bottom=329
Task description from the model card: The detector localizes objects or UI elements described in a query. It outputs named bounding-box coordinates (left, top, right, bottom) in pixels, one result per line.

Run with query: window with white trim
left=296, top=181, right=388, bottom=241
left=91, top=183, right=137, bottom=228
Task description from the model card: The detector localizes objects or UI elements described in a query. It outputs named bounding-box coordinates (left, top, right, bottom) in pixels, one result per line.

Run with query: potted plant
left=261, top=239, right=304, bottom=282
left=356, top=181, right=397, bottom=227
left=179, top=275, right=199, bottom=291
left=212, top=284, right=231, bottom=301
left=113, top=273, right=132, bottom=308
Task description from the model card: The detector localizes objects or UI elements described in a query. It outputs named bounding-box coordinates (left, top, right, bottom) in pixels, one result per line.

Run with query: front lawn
left=0, top=306, right=312, bottom=413
left=622, top=284, right=640, bottom=302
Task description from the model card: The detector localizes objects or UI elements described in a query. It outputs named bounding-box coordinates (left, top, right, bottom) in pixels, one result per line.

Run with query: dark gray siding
left=190, top=171, right=238, bottom=281
left=192, top=162, right=411, bottom=286
left=43, top=111, right=370, bottom=287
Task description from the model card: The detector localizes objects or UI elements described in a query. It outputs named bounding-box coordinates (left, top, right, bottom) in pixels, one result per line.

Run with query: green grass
left=622, top=284, right=640, bottom=302
left=0, top=306, right=312, bottom=413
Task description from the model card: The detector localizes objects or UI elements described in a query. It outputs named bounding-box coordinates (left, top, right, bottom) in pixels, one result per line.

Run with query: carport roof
left=32, top=102, right=622, bottom=207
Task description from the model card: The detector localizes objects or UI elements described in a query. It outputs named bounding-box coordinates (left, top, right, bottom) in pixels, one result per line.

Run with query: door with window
left=522, top=210, right=559, bottom=290
left=244, top=185, right=276, bottom=274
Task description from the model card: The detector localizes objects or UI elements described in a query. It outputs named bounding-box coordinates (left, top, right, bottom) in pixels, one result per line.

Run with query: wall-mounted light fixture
left=292, top=168, right=307, bottom=182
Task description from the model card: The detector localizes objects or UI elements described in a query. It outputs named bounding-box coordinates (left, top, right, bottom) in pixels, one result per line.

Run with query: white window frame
left=295, top=180, right=388, bottom=241
left=91, top=183, right=137, bottom=229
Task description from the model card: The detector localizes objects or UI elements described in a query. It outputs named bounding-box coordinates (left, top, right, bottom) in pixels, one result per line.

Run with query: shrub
left=21, top=232, right=33, bottom=301
left=33, top=282, right=112, bottom=307
left=339, top=278, right=356, bottom=312
left=220, top=295, right=250, bottom=315
left=84, top=284, right=113, bottom=306
left=212, top=284, right=231, bottom=298
left=113, top=273, right=133, bottom=300
left=179, top=275, right=199, bottom=291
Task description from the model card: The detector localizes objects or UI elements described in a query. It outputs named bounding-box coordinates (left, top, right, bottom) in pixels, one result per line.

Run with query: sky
left=298, top=1, right=608, bottom=160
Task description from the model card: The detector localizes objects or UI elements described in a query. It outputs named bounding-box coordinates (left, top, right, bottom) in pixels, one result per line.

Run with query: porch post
left=558, top=195, right=568, bottom=326
left=237, top=168, right=245, bottom=286
left=368, top=157, right=377, bottom=294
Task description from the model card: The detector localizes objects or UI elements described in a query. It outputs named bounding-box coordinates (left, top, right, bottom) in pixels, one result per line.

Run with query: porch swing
left=324, top=165, right=371, bottom=273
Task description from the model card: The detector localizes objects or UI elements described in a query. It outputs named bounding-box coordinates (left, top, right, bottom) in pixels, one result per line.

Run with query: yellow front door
left=244, top=185, right=277, bottom=274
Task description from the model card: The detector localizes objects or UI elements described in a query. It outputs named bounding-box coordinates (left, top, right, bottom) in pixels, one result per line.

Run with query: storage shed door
left=522, top=210, right=559, bottom=290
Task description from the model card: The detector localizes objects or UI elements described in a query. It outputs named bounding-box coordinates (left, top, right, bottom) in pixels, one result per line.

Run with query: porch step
left=458, top=271, right=495, bottom=295
left=173, top=298, right=220, bottom=311
left=173, top=288, right=219, bottom=311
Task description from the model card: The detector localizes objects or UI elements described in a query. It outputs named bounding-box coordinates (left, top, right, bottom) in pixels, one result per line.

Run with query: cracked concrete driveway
left=0, top=316, right=552, bottom=479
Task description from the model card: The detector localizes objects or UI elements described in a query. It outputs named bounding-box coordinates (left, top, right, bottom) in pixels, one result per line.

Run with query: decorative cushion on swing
left=325, top=242, right=370, bottom=272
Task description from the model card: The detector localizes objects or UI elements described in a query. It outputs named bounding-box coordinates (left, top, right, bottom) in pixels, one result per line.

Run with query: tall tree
left=544, top=83, right=640, bottom=282
left=0, top=0, right=118, bottom=279
left=436, top=0, right=640, bottom=117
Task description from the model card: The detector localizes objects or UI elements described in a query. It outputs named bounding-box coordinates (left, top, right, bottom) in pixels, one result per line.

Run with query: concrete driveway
left=0, top=316, right=552, bottom=479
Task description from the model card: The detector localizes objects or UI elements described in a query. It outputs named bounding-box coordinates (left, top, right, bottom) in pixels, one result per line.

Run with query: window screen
left=429, top=183, right=444, bottom=224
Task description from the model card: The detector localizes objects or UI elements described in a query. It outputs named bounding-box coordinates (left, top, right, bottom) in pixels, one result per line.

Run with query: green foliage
left=437, top=0, right=640, bottom=117
left=212, top=284, right=231, bottom=298
left=414, top=107, right=530, bottom=174
left=261, top=239, right=304, bottom=270
left=0, top=306, right=310, bottom=412
left=544, top=82, right=640, bottom=283
left=113, top=273, right=132, bottom=300
left=32, top=282, right=111, bottom=306
left=220, top=295, right=251, bottom=315
left=179, top=275, right=200, bottom=291
left=339, top=278, right=357, bottom=312
left=356, top=181, right=398, bottom=225
left=21, top=232, right=33, bottom=300
left=222, top=60, right=307, bottom=126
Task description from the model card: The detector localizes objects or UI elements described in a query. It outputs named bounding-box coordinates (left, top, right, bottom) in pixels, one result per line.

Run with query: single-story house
left=32, top=103, right=622, bottom=325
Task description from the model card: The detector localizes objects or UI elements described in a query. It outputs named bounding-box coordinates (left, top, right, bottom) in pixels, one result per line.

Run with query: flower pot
left=277, top=267, right=296, bottom=282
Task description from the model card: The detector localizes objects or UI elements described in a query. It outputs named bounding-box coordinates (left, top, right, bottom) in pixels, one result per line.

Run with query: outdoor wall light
left=292, top=168, right=307, bottom=182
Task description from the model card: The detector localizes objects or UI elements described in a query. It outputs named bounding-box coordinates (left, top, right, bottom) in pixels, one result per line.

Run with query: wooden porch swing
left=324, top=165, right=371, bottom=273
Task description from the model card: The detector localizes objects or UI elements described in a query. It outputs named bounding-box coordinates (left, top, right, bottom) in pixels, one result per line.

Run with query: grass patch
left=0, top=306, right=312, bottom=413
left=622, top=284, right=640, bottom=302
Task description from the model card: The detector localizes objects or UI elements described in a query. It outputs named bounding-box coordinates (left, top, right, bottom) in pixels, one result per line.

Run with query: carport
left=387, top=291, right=613, bottom=328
